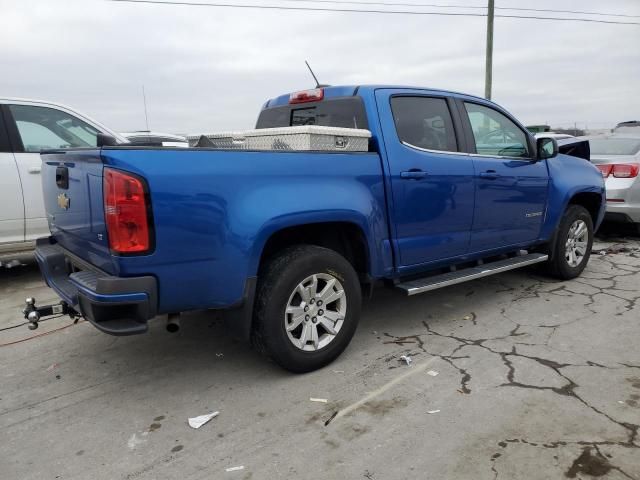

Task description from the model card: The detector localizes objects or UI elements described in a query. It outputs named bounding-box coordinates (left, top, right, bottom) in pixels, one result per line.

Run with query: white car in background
left=0, top=98, right=127, bottom=267
left=121, top=131, right=189, bottom=148
left=588, top=133, right=640, bottom=231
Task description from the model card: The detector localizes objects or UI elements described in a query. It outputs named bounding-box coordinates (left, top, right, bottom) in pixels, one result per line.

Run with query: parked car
left=588, top=133, right=640, bottom=229
left=0, top=98, right=127, bottom=266
left=121, top=131, right=189, bottom=148
left=613, top=121, right=640, bottom=134
left=33, top=85, right=605, bottom=372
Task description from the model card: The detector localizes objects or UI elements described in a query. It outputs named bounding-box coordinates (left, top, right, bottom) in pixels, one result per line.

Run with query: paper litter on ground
left=310, top=398, right=328, bottom=403
left=188, top=411, right=219, bottom=429
left=400, top=355, right=412, bottom=366
left=226, top=466, right=245, bottom=472
left=427, top=370, right=439, bottom=377
left=427, top=410, right=441, bottom=414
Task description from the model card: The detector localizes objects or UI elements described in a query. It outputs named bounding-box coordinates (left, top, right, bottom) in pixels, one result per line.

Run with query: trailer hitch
left=23, top=298, right=80, bottom=330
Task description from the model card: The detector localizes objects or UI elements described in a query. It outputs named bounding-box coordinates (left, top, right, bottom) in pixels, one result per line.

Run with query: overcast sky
left=1, top=0, right=638, bottom=133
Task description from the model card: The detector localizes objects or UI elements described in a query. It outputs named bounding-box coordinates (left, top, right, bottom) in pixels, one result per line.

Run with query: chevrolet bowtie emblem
left=57, top=193, right=70, bottom=210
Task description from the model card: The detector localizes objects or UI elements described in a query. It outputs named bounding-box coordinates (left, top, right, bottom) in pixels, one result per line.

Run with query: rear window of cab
left=256, top=97, right=369, bottom=130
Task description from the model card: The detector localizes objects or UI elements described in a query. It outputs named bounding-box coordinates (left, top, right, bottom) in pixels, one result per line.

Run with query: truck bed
left=41, top=147, right=388, bottom=315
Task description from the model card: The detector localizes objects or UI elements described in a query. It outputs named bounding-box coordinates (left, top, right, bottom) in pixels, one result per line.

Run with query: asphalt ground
left=1, top=228, right=639, bottom=479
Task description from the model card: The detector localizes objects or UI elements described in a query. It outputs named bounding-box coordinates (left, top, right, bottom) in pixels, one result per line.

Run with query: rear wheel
left=253, top=245, right=361, bottom=373
left=543, top=205, right=594, bottom=279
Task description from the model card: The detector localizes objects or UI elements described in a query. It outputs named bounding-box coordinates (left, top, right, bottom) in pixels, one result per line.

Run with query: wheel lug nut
left=318, top=309, right=324, bottom=316
left=312, top=317, right=317, bottom=323
left=317, top=300, right=323, bottom=306
left=304, top=306, right=309, bottom=312
left=310, top=299, right=315, bottom=304
left=305, top=315, right=310, bottom=321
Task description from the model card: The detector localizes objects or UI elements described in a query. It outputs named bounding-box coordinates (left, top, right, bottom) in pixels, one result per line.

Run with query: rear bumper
left=605, top=203, right=640, bottom=223
left=35, top=238, right=157, bottom=335
left=604, top=176, right=640, bottom=223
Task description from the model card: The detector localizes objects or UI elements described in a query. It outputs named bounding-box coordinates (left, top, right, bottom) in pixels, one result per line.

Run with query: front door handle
left=28, top=166, right=41, bottom=174
left=479, top=170, right=500, bottom=179
left=400, top=170, right=428, bottom=180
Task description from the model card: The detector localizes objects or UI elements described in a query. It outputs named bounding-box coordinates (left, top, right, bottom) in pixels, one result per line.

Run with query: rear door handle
left=400, top=170, right=428, bottom=180
left=479, top=170, right=500, bottom=179
left=28, top=166, right=41, bottom=174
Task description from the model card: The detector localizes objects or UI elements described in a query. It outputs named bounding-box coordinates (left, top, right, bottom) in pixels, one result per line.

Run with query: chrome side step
left=397, top=253, right=548, bottom=296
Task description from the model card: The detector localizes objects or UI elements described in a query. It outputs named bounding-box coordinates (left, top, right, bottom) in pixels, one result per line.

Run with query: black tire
left=543, top=205, right=594, bottom=280
left=252, top=245, right=362, bottom=373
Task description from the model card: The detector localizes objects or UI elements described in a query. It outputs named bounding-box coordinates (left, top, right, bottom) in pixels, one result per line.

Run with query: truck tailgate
left=41, top=149, right=115, bottom=274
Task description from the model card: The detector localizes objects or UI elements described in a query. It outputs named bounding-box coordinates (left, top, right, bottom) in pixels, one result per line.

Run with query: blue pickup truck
left=31, top=85, right=605, bottom=372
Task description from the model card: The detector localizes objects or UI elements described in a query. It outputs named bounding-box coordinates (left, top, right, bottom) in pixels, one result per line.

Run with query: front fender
left=541, top=154, right=606, bottom=241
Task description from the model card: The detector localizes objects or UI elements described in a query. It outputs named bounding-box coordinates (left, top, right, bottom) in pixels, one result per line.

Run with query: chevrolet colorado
left=32, top=85, right=605, bottom=372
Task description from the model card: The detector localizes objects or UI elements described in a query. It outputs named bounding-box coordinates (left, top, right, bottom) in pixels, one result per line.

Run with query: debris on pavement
left=400, top=355, right=412, bottom=366
left=127, top=433, right=147, bottom=450
left=324, top=411, right=338, bottom=426
left=427, top=370, right=439, bottom=377
left=427, top=410, right=441, bottom=414
left=188, top=411, right=219, bottom=429
left=216, top=353, right=224, bottom=358
left=310, top=398, right=328, bottom=403
left=332, top=370, right=345, bottom=374
left=592, top=243, right=639, bottom=255
left=225, top=466, right=245, bottom=472
left=45, top=363, right=59, bottom=371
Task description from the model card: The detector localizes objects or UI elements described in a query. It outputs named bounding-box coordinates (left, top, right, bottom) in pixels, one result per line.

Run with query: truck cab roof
left=263, top=85, right=489, bottom=109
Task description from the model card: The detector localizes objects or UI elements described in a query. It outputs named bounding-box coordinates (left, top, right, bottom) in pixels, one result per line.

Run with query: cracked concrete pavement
left=1, top=235, right=639, bottom=479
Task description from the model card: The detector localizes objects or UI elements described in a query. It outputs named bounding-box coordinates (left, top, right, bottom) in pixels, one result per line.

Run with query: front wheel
left=543, top=205, right=594, bottom=280
left=252, top=245, right=362, bottom=373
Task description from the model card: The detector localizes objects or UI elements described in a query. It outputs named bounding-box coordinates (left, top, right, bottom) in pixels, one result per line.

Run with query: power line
left=496, top=5, right=639, bottom=19
left=107, top=0, right=640, bottom=25
left=273, top=0, right=640, bottom=19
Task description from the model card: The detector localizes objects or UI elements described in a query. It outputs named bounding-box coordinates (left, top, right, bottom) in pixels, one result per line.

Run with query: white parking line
left=327, top=356, right=439, bottom=425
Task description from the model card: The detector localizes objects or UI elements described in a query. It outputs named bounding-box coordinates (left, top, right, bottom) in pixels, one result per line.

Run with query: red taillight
left=103, top=168, right=152, bottom=254
left=596, top=163, right=639, bottom=178
left=289, top=88, right=324, bottom=104
left=612, top=163, right=639, bottom=178
left=596, top=164, right=613, bottom=177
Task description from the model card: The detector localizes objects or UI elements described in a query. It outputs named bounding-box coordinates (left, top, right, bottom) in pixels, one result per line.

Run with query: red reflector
left=612, top=163, right=639, bottom=178
left=596, top=164, right=613, bottom=177
left=104, top=168, right=152, bottom=254
left=606, top=198, right=625, bottom=203
left=289, top=88, right=324, bottom=104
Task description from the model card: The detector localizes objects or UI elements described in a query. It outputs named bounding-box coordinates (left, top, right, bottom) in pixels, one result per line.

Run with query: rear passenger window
left=391, top=96, right=457, bottom=152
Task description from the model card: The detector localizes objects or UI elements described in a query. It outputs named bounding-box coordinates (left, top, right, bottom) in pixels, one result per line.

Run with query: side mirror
left=536, top=137, right=558, bottom=160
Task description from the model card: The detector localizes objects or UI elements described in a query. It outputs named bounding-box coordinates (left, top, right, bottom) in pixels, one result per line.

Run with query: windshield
left=590, top=137, right=640, bottom=156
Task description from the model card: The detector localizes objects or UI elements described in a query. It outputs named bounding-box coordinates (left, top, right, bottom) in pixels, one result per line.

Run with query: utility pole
left=484, top=0, right=494, bottom=100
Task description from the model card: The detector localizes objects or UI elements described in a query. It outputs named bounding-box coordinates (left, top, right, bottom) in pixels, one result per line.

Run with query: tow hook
left=22, top=298, right=80, bottom=330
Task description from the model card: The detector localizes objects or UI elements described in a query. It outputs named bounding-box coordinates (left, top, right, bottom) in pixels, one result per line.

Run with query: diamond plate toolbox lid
left=187, top=126, right=371, bottom=152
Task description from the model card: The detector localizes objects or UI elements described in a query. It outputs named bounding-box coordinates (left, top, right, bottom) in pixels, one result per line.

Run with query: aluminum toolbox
left=186, top=132, right=247, bottom=149
left=187, top=126, right=371, bottom=152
